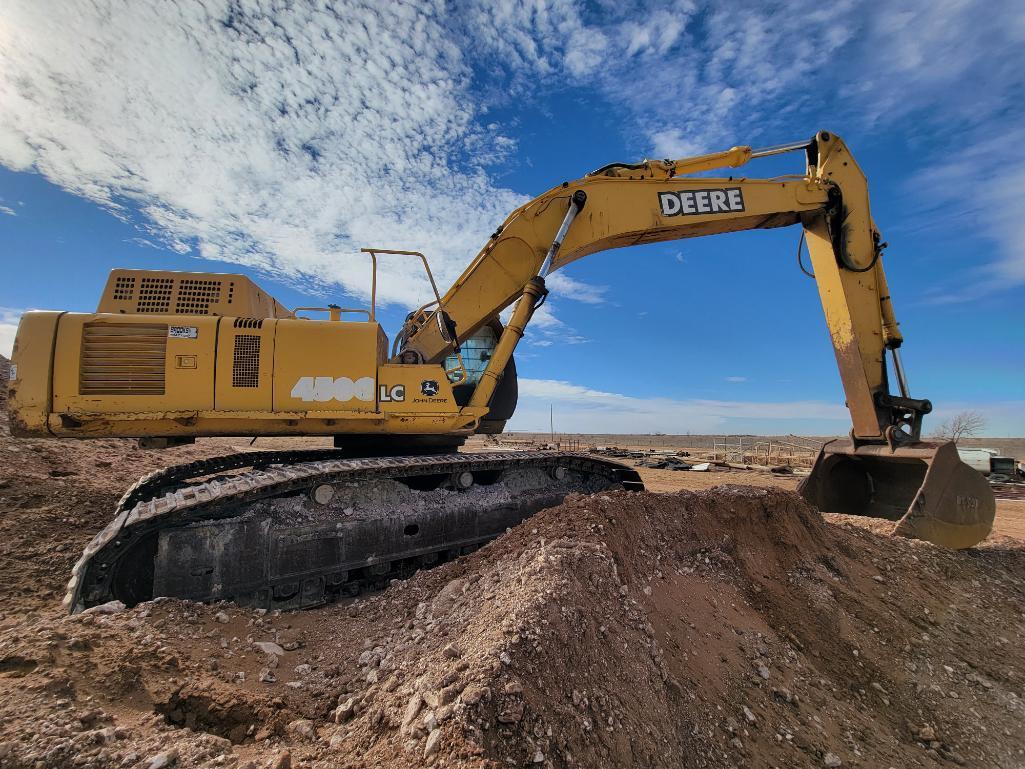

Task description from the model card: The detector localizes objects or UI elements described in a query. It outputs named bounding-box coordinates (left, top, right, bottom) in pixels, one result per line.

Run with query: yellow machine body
left=8, top=304, right=474, bottom=440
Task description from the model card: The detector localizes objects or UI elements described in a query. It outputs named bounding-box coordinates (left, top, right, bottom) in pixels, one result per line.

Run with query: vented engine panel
left=97, top=270, right=293, bottom=320
left=232, top=334, right=261, bottom=388
left=79, top=322, right=168, bottom=395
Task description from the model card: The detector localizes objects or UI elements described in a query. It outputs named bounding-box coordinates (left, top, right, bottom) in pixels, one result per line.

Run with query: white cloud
left=0, top=1, right=526, bottom=309
left=912, top=128, right=1025, bottom=298
left=1, top=0, right=1021, bottom=322
left=0, top=205, right=16, bottom=216
left=0, top=308, right=21, bottom=358
left=649, top=129, right=704, bottom=160
left=563, top=28, right=609, bottom=77
left=725, top=376, right=747, bottom=383
left=544, top=272, right=608, bottom=304
left=512, top=377, right=1025, bottom=435
left=511, top=377, right=849, bottom=434
left=620, top=10, right=687, bottom=58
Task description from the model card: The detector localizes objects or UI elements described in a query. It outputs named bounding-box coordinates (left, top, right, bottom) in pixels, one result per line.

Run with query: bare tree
left=931, top=410, right=987, bottom=442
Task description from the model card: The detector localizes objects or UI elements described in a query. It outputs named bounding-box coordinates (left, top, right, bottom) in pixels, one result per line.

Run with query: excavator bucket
left=798, top=439, right=995, bottom=549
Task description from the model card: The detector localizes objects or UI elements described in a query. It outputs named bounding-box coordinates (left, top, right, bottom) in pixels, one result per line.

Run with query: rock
left=329, top=729, right=347, bottom=749
left=439, top=684, right=461, bottom=705
left=532, top=749, right=545, bottom=763
left=334, top=697, right=356, bottom=723
left=756, top=663, right=770, bottom=680
left=503, top=681, right=523, bottom=695
left=293, top=663, right=312, bottom=676
left=499, top=651, right=512, bottom=666
left=461, top=686, right=485, bottom=705
left=147, top=748, right=179, bottom=769
left=402, top=693, right=424, bottom=731
left=916, top=725, right=937, bottom=742
left=823, top=752, right=842, bottom=767
left=254, top=641, right=285, bottom=656
left=287, top=719, right=316, bottom=740
left=439, top=578, right=466, bottom=600
left=442, top=643, right=461, bottom=659
left=771, top=687, right=793, bottom=704
left=742, top=706, right=757, bottom=724
left=259, top=668, right=277, bottom=683
left=215, top=611, right=230, bottom=624
left=268, top=749, right=291, bottom=769
left=83, top=600, right=126, bottom=615
left=422, top=710, right=438, bottom=732
left=497, top=700, right=525, bottom=724
left=424, top=728, right=442, bottom=757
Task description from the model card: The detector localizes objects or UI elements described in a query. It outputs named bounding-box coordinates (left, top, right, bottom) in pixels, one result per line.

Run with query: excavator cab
left=800, top=439, right=995, bottom=549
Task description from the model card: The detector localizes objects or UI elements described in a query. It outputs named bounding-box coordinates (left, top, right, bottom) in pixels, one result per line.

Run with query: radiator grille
left=80, top=323, right=167, bottom=395
left=233, top=317, right=264, bottom=329
left=232, top=334, right=261, bottom=388
left=112, top=276, right=136, bottom=301
left=175, top=279, right=222, bottom=314
left=136, top=277, right=174, bottom=313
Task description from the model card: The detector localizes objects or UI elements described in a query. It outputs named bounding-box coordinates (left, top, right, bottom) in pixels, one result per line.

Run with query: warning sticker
left=168, top=326, right=199, bottom=339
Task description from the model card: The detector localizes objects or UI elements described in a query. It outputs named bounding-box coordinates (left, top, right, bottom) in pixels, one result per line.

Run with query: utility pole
left=550, top=404, right=555, bottom=447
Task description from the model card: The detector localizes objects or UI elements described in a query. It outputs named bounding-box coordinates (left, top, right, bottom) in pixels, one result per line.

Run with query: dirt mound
left=1, top=480, right=1024, bottom=768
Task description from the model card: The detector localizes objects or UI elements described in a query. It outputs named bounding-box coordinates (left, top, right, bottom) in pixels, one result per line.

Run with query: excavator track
left=66, top=451, right=643, bottom=613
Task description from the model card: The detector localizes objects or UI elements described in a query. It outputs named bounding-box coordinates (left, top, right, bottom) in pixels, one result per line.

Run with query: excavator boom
left=6, top=130, right=994, bottom=613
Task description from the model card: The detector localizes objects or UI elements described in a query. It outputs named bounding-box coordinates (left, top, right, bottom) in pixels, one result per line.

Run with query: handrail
left=360, top=248, right=446, bottom=322
left=293, top=306, right=372, bottom=321
left=360, top=247, right=467, bottom=382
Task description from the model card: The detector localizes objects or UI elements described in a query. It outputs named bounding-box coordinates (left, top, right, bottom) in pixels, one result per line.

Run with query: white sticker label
left=169, top=326, right=198, bottom=339
left=8, top=363, right=16, bottom=381
left=379, top=384, right=406, bottom=403
left=658, top=187, right=745, bottom=217
left=290, top=376, right=375, bottom=402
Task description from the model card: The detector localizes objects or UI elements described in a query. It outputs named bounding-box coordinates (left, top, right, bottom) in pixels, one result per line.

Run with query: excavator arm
left=399, top=130, right=994, bottom=548
left=402, top=131, right=913, bottom=442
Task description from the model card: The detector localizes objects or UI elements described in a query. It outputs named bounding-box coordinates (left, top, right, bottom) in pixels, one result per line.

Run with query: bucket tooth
left=798, top=439, right=995, bottom=549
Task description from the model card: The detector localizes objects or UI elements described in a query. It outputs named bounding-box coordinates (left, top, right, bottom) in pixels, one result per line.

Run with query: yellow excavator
left=6, top=130, right=995, bottom=613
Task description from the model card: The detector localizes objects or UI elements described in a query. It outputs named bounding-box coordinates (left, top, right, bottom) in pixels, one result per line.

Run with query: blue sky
left=1, top=0, right=1023, bottom=435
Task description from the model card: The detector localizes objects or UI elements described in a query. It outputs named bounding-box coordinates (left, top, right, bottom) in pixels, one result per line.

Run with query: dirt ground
left=634, top=465, right=1025, bottom=541
left=2, top=364, right=1024, bottom=768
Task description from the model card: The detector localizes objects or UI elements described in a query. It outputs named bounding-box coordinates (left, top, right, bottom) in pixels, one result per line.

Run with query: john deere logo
left=658, top=187, right=745, bottom=217
left=421, top=380, right=440, bottom=397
